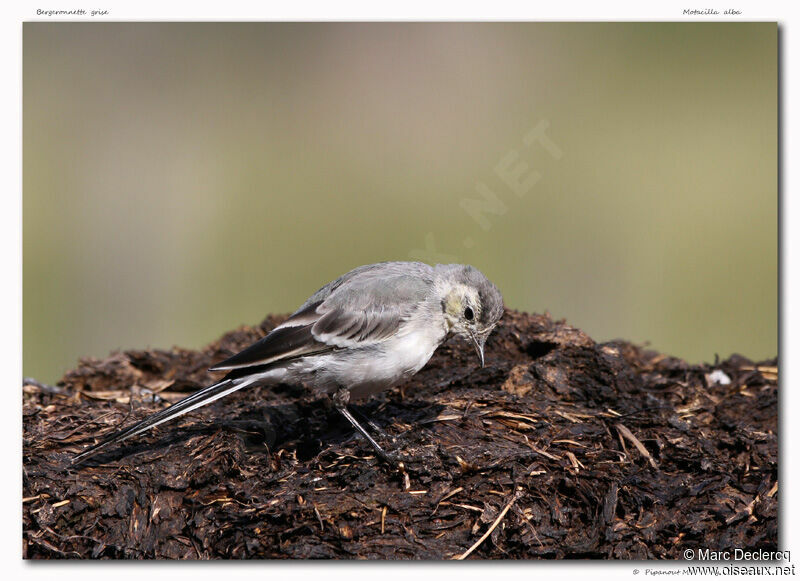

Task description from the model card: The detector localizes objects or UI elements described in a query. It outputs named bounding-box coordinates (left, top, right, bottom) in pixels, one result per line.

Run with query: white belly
left=283, top=324, right=446, bottom=400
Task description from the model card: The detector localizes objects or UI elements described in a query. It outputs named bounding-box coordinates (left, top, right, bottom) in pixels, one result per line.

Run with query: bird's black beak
left=469, top=332, right=487, bottom=368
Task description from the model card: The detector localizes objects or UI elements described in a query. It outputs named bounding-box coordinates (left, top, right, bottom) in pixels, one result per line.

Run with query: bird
left=72, top=261, right=504, bottom=465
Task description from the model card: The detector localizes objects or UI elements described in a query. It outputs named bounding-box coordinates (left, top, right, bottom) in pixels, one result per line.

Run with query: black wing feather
left=209, top=324, right=331, bottom=371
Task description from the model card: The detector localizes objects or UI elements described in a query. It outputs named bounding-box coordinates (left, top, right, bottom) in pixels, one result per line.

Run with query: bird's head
left=436, top=264, right=504, bottom=367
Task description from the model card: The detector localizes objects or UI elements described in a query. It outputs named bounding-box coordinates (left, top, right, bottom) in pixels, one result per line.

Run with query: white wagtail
left=73, top=261, right=504, bottom=465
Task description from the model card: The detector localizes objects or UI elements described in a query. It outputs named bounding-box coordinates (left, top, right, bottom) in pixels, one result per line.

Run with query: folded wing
left=209, top=263, right=433, bottom=372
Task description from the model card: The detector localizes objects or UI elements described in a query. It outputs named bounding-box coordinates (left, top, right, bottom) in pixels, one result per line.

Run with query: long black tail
left=72, top=375, right=257, bottom=464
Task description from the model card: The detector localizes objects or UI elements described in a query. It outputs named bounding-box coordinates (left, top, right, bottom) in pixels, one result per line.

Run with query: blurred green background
left=24, top=22, right=777, bottom=383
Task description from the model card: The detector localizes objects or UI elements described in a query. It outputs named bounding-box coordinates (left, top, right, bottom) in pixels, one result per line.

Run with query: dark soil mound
left=23, top=310, right=777, bottom=559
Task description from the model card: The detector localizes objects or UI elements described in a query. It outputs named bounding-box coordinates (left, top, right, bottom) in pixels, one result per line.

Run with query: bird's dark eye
left=464, top=307, right=474, bottom=321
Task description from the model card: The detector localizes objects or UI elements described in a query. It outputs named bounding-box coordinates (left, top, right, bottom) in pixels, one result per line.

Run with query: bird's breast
left=287, top=320, right=446, bottom=400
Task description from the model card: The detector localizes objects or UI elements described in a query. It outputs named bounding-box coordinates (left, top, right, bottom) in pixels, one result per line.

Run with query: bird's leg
left=351, top=406, right=390, bottom=439
left=332, top=388, right=394, bottom=465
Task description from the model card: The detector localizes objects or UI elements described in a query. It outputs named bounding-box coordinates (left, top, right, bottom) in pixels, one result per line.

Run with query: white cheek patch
left=445, top=293, right=462, bottom=317
left=444, top=284, right=479, bottom=316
